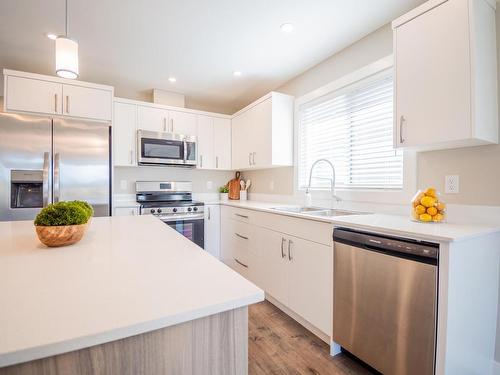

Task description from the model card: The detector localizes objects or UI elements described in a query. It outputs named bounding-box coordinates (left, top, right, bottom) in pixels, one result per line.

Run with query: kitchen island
left=0, top=215, right=264, bottom=375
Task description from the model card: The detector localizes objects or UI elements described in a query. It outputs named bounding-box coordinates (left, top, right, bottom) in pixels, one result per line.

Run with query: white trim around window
left=293, top=55, right=416, bottom=205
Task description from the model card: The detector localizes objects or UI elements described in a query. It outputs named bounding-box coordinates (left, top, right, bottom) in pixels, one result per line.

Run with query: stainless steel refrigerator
left=0, top=112, right=111, bottom=221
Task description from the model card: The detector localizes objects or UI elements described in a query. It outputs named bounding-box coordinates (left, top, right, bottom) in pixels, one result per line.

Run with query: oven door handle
left=160, top=213, right=205, bottom=222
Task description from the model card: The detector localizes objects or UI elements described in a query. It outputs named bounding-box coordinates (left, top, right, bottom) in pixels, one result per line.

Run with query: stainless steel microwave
left=137, top=130, right=197, bottom=167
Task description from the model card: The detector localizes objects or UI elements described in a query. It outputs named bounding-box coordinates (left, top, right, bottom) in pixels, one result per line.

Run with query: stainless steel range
left=136, top=181, right=204, bottom=248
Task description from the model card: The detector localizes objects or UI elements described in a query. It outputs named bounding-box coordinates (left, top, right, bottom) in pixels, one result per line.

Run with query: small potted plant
left=34, top=201, right=93, bottom=247
left=219, top=186, right=229, bottom=202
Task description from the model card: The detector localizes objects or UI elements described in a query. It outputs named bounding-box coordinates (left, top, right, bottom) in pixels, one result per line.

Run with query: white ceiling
left=0, top=0, right=424, bottom=114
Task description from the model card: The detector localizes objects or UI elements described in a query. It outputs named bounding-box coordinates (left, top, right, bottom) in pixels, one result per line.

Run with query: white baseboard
left=492, top=360, right=500, bottom=375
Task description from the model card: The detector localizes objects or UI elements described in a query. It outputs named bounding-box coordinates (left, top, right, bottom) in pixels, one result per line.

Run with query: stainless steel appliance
left=0, top=113, right=111, bottom=221
left=332, top=228, right=438, bottom=375
left=137, top=130, right=197, bottom=167
left=136, top=181, right=204, bottom=248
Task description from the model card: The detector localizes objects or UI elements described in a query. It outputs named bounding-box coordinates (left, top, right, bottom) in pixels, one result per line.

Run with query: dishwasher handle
left=333, top=228, right=439, bottom=262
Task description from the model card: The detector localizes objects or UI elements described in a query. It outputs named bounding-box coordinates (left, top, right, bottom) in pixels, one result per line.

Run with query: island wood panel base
left=0, top=307, right=248, bottom=375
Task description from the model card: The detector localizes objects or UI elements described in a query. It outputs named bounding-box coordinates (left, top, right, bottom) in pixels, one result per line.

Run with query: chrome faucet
left=306, top=159, right=342, bottom=202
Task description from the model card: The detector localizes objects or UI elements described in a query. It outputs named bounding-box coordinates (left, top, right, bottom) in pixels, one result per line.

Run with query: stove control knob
left=193, top=207, right=198, bottom=212
left=173, top=208, right=178, bottom=213
left=150, top=209, right=156, bottom=214
left=157, top=208, right=162, bottom=214
left=187, top=207, right=192, bottom=212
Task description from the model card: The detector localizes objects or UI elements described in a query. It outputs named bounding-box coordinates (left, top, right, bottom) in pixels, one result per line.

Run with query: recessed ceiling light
left=233, top=71, right=242, bottom=77
left=168, top=77, right=177, bottom=83
left=280, top=23, right=294, bottom=33
left=46, top=33, right=58, bottom=40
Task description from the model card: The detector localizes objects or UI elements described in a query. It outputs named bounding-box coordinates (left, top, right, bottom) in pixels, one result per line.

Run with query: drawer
left=225, top=218, right=255, bottom=249
left=221, top=205, right=260, bottom=224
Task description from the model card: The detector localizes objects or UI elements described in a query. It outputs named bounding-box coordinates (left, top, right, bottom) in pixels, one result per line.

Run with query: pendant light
left=56, top=0, right=79, bottom=79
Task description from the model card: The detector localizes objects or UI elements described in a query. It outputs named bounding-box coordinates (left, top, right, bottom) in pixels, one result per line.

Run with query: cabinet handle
left=216, top=156, right=219, bottom=169
left=170, top=119, right=174, bottom=133
left=399, top=116, right=405, bottom=144
left=208, top=207, right=211, bottom=220
left=281, top=237, right=286, bottom=258
left=252, top=152, right=256, bottom=165
left=288, top=239, right=293, bottom=261
left=65, top=95, right=70, bottom=113
left=54, top=94, right=58, bottom=112
left=248, top=153, right=252, bottom=166
left=131, top=209, right=135, bottom=216
left=234, top=258, right=248, bottom=268
left=235, top=213, right=248, bottom=219
left=129, top=150, right=133, bottom=164
left=235, top=232, right=248, bottom=240
left=200, top=155, right=203, bottom=168
left=163, top=118, right=167, bottom=132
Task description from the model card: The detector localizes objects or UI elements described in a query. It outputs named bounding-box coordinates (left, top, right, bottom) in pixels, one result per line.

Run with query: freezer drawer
left=333, top=231, right=437, bottom=375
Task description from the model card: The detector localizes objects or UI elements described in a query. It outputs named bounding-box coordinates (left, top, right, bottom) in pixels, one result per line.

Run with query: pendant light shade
left=56, top=36, right=79, bottom=79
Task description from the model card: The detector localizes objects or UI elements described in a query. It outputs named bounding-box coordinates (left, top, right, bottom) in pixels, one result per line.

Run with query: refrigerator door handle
left=53, top=152, right=61, bottom=203
left=42, top=151, right=50, bottom=207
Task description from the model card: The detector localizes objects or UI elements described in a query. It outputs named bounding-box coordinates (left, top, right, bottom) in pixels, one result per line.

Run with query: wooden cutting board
left=228, top=171, right=241, bottom=200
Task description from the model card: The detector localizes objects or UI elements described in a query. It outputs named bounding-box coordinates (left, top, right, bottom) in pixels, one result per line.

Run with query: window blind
left=298, top=71, right=403, bottom=190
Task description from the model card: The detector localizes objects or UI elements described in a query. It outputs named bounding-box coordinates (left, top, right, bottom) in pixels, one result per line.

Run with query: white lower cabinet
left=220, top=206, right=333, bottom=336
left=204, top=205, right=220, bottom=258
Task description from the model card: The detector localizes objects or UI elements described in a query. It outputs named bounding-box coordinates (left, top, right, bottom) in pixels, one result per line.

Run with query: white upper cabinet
left=113, top=101, right=137, bottom=166
left=231, top=92, right=294, bottom=170
left=62, top=84, right=112, bottom=121
left=3, top=70, right=113, bottom=121
left=168, top=110, right=197, bottom=136
left=213, top=117, right=231, bottom=170
left=196, top=115, right=215, bottom=169
left=137, top=105, right=169, bottom=132
left=393, top=0, right=498, bottom=151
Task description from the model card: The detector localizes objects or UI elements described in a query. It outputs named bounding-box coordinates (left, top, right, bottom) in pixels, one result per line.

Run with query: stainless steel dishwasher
left=332, top=228, right=438, bottom=375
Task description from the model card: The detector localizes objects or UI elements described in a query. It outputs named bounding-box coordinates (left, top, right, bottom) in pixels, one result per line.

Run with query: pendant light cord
left=65, top=0, right=68, bottom=37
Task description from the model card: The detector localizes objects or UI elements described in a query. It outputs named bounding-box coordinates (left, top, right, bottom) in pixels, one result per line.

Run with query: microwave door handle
left=42, top=151, right=50, bottom=207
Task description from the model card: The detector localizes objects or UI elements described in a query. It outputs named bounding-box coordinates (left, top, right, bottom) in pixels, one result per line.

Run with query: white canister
left=220, top=193, right=229, bottom=202
left=240, top=191, right=247, bottom=201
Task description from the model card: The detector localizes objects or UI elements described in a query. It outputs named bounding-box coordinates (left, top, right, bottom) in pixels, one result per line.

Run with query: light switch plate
left=445, top=175, right=459, bottom=194
left=269, top=181, right=275, bottom=191
left=206, top=181, right=213, bottom=190
left=119, top=180, right=127, bottom=190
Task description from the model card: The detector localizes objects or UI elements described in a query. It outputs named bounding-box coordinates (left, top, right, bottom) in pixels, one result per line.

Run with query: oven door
left=138, top=130, right=186, bottom=166
left=161, top=213, right=204, bottom=248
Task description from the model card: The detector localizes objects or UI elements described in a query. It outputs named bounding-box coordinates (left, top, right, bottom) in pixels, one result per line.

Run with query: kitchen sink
left=270, top=206, right=369, bottom=217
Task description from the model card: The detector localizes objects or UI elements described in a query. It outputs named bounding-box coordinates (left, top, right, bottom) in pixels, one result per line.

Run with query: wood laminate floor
left=248, top=301, right=374, bottom=375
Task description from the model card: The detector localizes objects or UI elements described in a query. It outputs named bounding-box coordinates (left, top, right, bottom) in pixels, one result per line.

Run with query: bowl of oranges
left=411, top=187, right=446, bottom=223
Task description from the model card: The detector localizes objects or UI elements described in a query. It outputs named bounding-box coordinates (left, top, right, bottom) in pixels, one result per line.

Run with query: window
left=297, top=70, right=403, bottom=191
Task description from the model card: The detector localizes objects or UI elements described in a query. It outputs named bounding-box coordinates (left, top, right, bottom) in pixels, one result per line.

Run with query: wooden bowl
left=35, top=222, right=89, bottom=247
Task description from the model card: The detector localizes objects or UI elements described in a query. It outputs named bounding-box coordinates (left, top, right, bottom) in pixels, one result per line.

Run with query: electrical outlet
left=269, top=181, right=275, bottom=191
left=445, top=175, right=459, bottom=194
left=119, top=180, right=127, bottom=190
left=206, top=181, right=213, bottom=190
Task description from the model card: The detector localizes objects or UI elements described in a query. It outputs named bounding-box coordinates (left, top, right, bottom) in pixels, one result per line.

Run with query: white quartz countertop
left=0, top=216, right=264, bottom=367
left=216, top=200, right=500, bottom=242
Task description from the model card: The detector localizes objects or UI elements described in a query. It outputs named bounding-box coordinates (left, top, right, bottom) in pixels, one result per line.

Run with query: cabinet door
left=113, top=102, right=137, bottom=166
left=257, top=227, right=289, bottom=306
left=137, top=105, right=169, bottom=132
left=395, top=0, right=470, bottom=148
left=62, top=84, right=112, bottom=121
left=114, top=207, right=139, bottom=216
left=204, top=205, right=220, bottom=258
left=6, top=75, right=62, bottom=115
left=196, top=115, right=215, bottom=169
left=213, top=117, right=231, bottom=170
left=169, top=110, right=197, bottom=136
left=287, top=236, right=332, bottom=335
left=248, top=98, right=272, bottom=168
left=231, top=111, right=252, bottom=169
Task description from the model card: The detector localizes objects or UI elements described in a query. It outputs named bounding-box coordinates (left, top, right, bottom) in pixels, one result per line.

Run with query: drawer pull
left=281, top=237, right=286, bottom=258
left=235, top=232, right=249, bottom=240
left=235, top=213, right=249, bottom=219
left=234, top=258, right=248, bottom=268
left=288, top=239, right=293, bottom=261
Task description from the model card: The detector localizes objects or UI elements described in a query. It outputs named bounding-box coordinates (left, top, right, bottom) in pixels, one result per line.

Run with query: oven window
left=165, top=219, right=204, bottom=248
left=142, top=138, right=182, bottom=159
